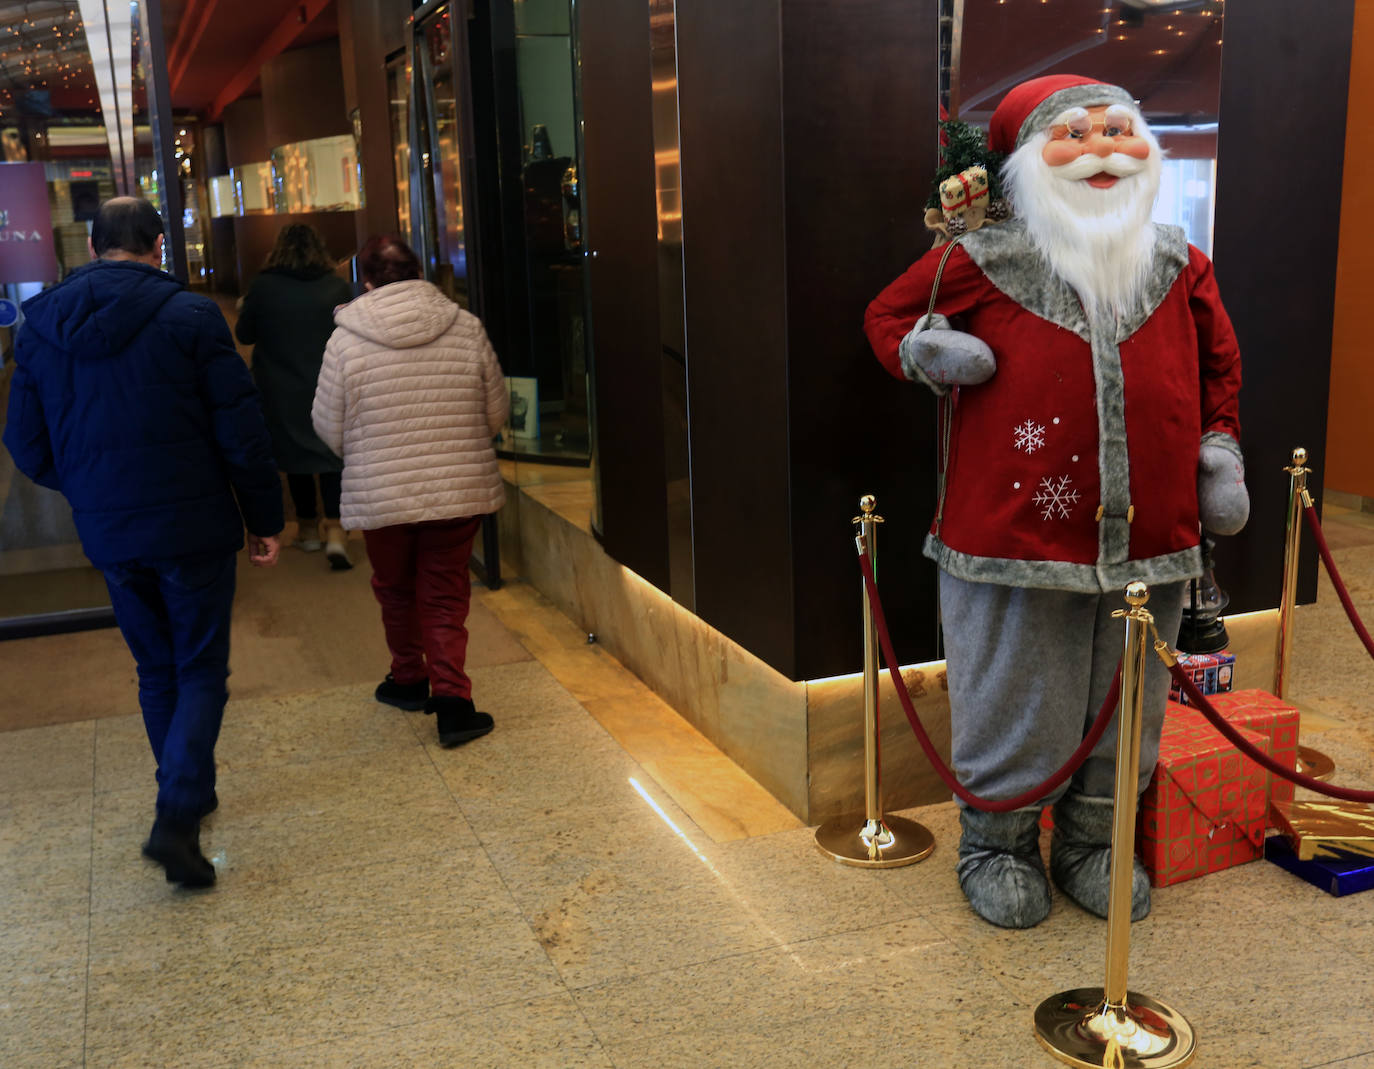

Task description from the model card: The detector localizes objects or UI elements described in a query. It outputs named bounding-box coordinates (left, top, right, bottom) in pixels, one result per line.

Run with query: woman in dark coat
left=235, top=224, right=355, bottom=568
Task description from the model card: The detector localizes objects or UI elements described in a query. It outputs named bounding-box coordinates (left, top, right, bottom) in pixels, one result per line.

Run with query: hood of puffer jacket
left=332, top=278, right=460, bottom=349
left=20, top=260, right=182, bottom=361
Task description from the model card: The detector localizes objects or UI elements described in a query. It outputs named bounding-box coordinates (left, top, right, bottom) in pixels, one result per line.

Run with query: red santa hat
left=989, top=74, right=1139, bottom=154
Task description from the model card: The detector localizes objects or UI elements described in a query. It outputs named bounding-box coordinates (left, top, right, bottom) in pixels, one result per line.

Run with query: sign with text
left=0, top=162, right=59, bottom=284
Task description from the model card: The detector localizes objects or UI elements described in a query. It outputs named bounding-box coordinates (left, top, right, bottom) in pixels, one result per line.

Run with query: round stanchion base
left=1034, top=988, right=1195, bottom=1069
left=814, top=814, right=934, bottom=868
left=1296, top=745, right=1336, bottom=781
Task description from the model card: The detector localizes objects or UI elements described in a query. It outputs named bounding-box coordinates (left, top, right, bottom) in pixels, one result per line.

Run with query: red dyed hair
left=357, top=234, right=423, bottom=289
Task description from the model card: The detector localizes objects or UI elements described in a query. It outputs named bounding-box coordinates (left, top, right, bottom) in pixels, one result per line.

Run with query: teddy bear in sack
left=864, top=75, right=1249, bottom=929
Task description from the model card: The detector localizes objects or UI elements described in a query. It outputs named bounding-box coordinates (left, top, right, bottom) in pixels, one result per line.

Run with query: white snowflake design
left=1032, top=475, right=1080, bottom=521
left=1013, top=418, right=1046, bottom=454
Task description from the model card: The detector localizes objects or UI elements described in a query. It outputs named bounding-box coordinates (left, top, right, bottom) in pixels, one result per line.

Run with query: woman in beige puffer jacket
left=312, top=235, right=507, bottom=747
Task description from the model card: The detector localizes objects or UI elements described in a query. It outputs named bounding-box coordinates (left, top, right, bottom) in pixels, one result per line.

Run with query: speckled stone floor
left=2, top=508, right=1372, bottom=1068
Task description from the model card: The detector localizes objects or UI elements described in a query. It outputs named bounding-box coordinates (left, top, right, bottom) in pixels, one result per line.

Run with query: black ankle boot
left=428, top=695, right=494, bottom=748
left=375, top=674, right=429, bottom=711
left=142, top=816, right=216, bottom=888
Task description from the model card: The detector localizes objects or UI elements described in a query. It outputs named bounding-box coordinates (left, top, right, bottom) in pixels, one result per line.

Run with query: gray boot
left=956, top=806, right=1052, bottom=929
left=1049, top=793, right=1150, bottom=921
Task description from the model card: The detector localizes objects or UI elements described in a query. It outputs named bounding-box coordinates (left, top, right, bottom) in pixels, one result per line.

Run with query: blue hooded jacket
left=3, top=259, right=283, bottom=567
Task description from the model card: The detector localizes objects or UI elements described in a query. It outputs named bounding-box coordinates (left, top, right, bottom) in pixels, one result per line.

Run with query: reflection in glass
left=231, top=162, right=276, bottom=215
left=417, top=7, right=469, bottom=306
left=208, top=175, right=237, bottom=218
left=938, top=0, right=1224, bottom=253
left=649, top=0, right=693, bottom=609
left=173, top=125, right=209, bottom=283
left=271, top=135, right=363, bottom=214
left=500, top=0, right=592, bottom=463
left=0, top=0, right=179, bottom=630
left=387, top=54, right=415, bottom=250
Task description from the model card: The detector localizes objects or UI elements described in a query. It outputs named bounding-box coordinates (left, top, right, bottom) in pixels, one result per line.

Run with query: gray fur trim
left=1200, top=430, right=1242, bottom=461
left=1115, top=226, right=1189, bottom=342
left=958, top=221, right=1188, bottom=341
left=1091, top=317, right=1131, bottom=566
left=960, top=221, right=1090, bottom=340
left=1017, top=84, right=1138, bottom=150
left=924, top=533, right=1202, bottom=594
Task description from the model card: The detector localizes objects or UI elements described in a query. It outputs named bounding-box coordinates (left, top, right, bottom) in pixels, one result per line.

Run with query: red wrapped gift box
left=1167, top=650, right=1235, bottom=706
left=1138, top=708, right=1271, bottom=887
left=1165, top=688, right=1300, bottom=806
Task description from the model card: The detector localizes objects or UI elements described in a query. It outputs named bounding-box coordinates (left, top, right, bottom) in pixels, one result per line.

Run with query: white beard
left=1002, top=122, right=1163, bottom=324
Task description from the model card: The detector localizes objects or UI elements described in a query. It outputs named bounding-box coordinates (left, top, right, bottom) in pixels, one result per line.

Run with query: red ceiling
left=161, top=0, right=340, bottom=117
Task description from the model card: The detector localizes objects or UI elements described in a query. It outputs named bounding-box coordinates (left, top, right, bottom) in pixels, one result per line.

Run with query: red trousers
left=363, top=516, right=482, bottom=699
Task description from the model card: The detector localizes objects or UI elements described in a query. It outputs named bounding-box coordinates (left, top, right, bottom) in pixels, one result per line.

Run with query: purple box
left=1264, top=835, right=1374, bottom=897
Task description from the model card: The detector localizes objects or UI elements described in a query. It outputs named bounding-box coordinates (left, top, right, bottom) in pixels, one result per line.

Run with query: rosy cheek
left=1041, top=140, right=1083, bottom=168
left=1116, top=136, right=1151, bottom=160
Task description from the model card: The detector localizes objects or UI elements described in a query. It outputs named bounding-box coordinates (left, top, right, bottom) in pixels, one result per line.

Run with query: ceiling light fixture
left=1117, top=0, right=1209, bottom=9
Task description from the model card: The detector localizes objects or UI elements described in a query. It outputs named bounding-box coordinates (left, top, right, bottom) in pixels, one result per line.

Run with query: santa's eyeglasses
left=1047, top=105, right=1136, bottom=142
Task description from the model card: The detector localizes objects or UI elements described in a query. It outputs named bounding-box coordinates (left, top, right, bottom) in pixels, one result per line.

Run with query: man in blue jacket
left=4, top=197, right=283, bottom=888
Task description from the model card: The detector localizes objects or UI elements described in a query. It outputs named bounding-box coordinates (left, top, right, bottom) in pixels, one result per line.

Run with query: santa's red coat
left=865, top=222, right=1241, bottom=593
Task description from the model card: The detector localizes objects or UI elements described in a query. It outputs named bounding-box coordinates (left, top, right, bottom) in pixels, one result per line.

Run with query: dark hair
left=357, top=234, right=423, bottom=289
left=264, top=223, right=336, bottom=273
left=91, top=196, right=163, bottom=256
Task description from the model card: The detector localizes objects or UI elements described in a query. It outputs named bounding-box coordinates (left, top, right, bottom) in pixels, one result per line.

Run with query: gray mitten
left=1198, top=440, right=1249, bottom=535
left=898, top=313, right=996, bottom=396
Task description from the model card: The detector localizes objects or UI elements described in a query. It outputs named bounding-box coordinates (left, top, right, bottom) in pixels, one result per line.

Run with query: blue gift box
left=1264, top=835, right=1374, bottom=897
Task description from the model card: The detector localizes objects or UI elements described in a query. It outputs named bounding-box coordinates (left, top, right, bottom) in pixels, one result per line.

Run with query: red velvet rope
left=857, top=547, right=1121, bottom=813
left=1302, top=502, right=1374, bottom=660
left=1168, top=666, right=1374, bottom=802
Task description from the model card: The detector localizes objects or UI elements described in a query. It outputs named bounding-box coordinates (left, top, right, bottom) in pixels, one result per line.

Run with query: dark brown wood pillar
left=1211, top=0, right=1355, bottom=612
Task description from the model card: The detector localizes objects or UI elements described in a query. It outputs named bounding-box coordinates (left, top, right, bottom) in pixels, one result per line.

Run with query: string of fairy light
left=983, top=0, right=1222, bottom=52
left=0, top=1, right=98, bottom=121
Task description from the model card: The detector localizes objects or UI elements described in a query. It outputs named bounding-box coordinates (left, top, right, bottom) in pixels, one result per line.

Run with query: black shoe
left=198, top=792, right=219, bottom=820
left=142, top=816, right=216, bottom=888
left=428, top=695, right=494, bottom=748
left=375, top=674, right=429, bottom=711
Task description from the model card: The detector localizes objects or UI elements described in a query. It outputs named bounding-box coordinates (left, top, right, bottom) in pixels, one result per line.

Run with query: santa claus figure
left=865, top=75, right=1248, bottom=928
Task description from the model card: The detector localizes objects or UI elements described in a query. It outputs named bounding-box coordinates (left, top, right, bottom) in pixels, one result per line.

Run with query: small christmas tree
left=926, top=120, right=1007, bottom=211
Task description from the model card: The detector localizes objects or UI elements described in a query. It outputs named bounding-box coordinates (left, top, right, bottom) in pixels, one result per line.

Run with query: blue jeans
left=103, top=551, right=237, bottom=824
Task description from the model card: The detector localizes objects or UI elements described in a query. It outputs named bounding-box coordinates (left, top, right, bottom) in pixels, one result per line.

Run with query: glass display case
left=208, top=174, right=236, bottom=217
left=231, top=161, right=276, bottom=215
left=411, top=5, right=470, bottom=307
left=270, top=134, right=364, bottom=214
left=387, top=54, right=414, bottom=250
left=505, top=0, right=591, bottom=463
left=0, top=0, right=177, bottom=637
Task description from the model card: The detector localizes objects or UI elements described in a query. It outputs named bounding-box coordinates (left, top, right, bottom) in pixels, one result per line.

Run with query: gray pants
left=939, top=571, right=1186, bottom=805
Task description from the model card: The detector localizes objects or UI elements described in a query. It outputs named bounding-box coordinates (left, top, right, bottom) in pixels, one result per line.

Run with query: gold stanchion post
left=815, top=495, right=935, bottom=868
left=1273, top=447, right=1336, bottom=780
left=1275, top=447, right=1311, bottom=700
left=1034, top=582, right=1196, bottom=1069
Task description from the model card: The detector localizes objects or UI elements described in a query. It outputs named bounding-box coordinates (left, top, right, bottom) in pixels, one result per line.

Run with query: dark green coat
left=235, top=266, right=353, bottom=473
